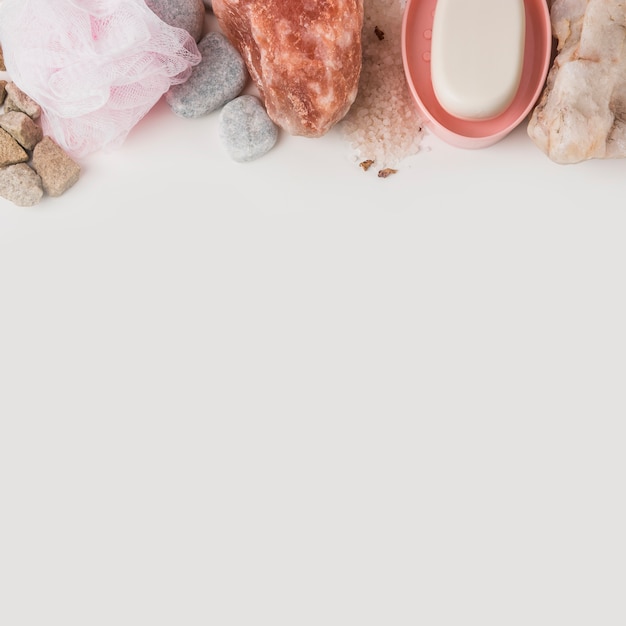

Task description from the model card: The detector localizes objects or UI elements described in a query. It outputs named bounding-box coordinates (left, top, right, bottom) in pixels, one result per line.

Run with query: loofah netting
left=0, top=0, right=202, bottom=157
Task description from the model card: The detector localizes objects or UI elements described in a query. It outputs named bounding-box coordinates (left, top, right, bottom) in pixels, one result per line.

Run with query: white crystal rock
left=527, top=0, right=626, bottom=164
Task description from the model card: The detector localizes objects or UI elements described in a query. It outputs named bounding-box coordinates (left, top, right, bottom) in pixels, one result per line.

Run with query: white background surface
left=1, top=10, right=626, bottom=626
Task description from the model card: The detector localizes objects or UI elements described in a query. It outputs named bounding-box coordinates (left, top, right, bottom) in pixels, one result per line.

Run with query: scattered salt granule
left=340, top=0, right=425, bottom=171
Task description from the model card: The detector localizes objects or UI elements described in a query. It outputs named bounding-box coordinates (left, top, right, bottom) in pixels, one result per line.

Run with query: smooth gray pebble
left=219, top=95, right=278, bottom=162
left=145, top=0, right=206, bottom=42
left=166, top=31, right=247, bottom=118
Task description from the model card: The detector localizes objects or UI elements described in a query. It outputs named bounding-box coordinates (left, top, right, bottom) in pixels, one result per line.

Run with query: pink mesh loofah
left=0, top=0, right=202, bottom=157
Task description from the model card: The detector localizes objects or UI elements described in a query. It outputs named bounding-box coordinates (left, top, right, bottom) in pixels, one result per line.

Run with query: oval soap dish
left=401, top=0, right=552, bottom=149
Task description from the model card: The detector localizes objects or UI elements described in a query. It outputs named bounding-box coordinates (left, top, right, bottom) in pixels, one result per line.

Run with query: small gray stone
left=31, top=136, right=81, bottom=197
left=5, top=82, right=41, bottom=119
left=218, top=95, right=278, bottom=162
left=0, top=163, right=44, bottom=207
left=145, top=0, right=206, bottom=42
left=166, top=31, right=247, bottom=118
left=0, top=111, right=43, bottom=150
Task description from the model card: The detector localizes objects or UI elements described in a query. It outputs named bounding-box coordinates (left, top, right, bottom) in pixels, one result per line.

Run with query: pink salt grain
left=341, top=0, right=425, bottom=170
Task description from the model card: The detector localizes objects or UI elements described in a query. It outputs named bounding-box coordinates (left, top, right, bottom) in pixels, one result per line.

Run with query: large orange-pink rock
left=212, top=0, right=363, bottom=138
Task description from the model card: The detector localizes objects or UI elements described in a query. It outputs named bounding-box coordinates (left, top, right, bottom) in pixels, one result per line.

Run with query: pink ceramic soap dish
left=401, top=0, right=552, bottom=149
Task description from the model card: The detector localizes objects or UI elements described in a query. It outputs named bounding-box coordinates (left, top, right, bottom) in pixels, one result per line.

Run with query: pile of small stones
left=0, top=49, right=81, bottom=207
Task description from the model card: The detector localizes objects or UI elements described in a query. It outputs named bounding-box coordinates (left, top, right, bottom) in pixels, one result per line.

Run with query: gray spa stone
left=218, top=95, right=278, bottom=162
left=166, top=31, right=247, bottom=118
left=145, top=0, right=206, bottom=42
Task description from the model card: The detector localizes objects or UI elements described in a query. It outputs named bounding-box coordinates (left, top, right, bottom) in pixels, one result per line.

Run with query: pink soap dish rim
left=401, top=0, right=553, bottom=149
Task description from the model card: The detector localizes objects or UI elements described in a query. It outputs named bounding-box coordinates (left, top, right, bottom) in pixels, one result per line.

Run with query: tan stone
left=31, top=136, right=81, bottom=197
left=0, top=163, right=43, bottom=207
left=0, top=111, right=43, bottom=150
left=5, top=82, right=41, bottom=119
left=0, top=127, right=29, bottom=166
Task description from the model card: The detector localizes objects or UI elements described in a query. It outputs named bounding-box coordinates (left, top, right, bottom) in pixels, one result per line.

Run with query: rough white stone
left=528, top=0, right=626, bottom=164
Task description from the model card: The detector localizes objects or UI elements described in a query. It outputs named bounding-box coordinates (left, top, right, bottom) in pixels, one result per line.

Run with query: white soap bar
left=430, top=0, right=526, bottom=120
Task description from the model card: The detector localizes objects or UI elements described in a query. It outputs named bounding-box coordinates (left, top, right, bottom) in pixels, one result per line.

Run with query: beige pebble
left=0, top=44, right=5, bottom=72
left=0, top=163, right=44, bottom=207
left=32, top=136, right=81, bottom=197
left=5, top=82, right=41, bottom=119
left=0, top=110, right=43, bottom=150
left=0, top=127, right=29, bottom=166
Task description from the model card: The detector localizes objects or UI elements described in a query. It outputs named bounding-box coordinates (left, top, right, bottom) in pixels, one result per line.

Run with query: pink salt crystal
left=213, top=0, right=363, bottom=138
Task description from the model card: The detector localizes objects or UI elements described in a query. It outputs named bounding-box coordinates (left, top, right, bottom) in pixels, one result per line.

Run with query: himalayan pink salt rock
left=213, top=0, right=363, bottom=138
left=528, top=0, right=626, bottom=164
